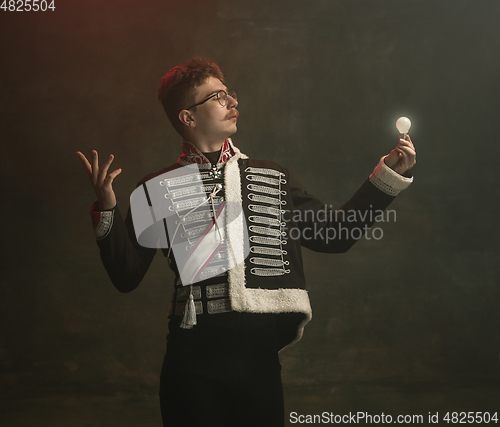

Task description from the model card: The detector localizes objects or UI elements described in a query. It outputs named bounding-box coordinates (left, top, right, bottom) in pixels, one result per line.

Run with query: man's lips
left=227, top=111, right=239, bottom=121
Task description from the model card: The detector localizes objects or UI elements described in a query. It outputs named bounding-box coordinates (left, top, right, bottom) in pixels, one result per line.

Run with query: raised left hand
left=384, top=135, right=416, bottom=175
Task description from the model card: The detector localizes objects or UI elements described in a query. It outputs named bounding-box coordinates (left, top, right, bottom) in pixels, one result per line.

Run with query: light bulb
left=396, top=117, right=411, bottom=134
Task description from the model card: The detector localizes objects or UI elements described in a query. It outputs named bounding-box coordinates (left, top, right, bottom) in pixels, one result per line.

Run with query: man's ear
left=179, top=110, right=195, bottom=128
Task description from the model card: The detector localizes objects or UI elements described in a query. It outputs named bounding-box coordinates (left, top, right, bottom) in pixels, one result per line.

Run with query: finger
left=399, top=134, right=413, bottom=143
left=76, top=151, right=93, bottom=179
left=103, top=168, right=122, bottom=189
left=404, top=134, right=414, bottom=149
left=397, top=146, right=416, bottom=167
left=384, top=150, right=399, bottom=167
left=92, top=150, right=99, bottom=185
left=98, top=154, right=115, bottom=187
left=397, top=149, right=415, bottom=165
left=398, top=145, right=416, bottom=157
left=398, top=138, right=415, bottom=151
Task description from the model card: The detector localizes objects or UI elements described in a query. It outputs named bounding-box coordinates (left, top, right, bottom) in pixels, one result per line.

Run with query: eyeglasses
left=185, top=89, right=237, bottom=110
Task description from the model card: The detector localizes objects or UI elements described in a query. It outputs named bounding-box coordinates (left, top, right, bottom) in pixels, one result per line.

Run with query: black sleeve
left=285, top=168, right=397, bottom=254
left=95, top=201, right=161, bottom=293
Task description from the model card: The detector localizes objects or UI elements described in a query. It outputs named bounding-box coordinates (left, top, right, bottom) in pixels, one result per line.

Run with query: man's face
left=187, top=76, right=239, bottom=142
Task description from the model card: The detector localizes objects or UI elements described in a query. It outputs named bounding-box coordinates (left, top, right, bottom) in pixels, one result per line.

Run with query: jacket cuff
left=89, top=201, right=115, bottom=240
left=368, top=155, right=413, bottom=196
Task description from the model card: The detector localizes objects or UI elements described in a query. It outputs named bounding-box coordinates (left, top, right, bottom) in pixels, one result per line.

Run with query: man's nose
left=227, top=95, right=238, bottom=109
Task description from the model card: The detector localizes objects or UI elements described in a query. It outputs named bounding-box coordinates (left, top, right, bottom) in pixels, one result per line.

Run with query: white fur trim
left=369, top=155, right=413, bottom=196
left=226, top=138, right=247, bottom=158
left=224, top=148, right=313, bottom=349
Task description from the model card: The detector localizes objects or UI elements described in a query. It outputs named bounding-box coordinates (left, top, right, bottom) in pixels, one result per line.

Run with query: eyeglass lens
left=217, top=90, right=237, bottom=107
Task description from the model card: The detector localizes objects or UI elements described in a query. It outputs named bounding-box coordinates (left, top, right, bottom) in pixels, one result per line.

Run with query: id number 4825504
left=1, top=0, right=55, bottom=11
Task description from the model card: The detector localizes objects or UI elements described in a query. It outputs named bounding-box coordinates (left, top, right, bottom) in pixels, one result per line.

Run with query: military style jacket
left=90, top=138, right=413, bottom=350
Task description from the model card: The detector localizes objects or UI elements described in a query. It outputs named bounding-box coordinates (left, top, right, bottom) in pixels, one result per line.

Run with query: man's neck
left=186, top=138, right=225, bottom=154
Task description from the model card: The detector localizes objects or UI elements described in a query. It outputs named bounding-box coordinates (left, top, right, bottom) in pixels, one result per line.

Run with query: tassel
left=180, top=286, right=197, bottom=329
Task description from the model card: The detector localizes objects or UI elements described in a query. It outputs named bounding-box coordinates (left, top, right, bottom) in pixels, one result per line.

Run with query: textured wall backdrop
left=1, top=0, right=499, bottom=419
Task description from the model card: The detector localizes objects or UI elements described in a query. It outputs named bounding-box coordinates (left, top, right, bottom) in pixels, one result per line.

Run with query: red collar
left=177, top=139, right=234, bottom=167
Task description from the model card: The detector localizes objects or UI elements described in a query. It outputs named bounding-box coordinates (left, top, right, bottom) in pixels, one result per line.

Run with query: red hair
left=158, top=56, right=226, bottom=137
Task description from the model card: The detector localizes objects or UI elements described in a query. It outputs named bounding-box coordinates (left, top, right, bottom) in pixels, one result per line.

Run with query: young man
left=77, top=56, right=416, bottom=427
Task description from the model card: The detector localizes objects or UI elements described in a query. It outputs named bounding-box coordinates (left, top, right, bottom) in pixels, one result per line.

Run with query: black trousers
left=159, top=313, right=285, bottom=427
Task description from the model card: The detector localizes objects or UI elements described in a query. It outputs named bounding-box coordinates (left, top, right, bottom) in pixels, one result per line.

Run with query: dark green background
left=1, top=0, right=499, bottom=425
